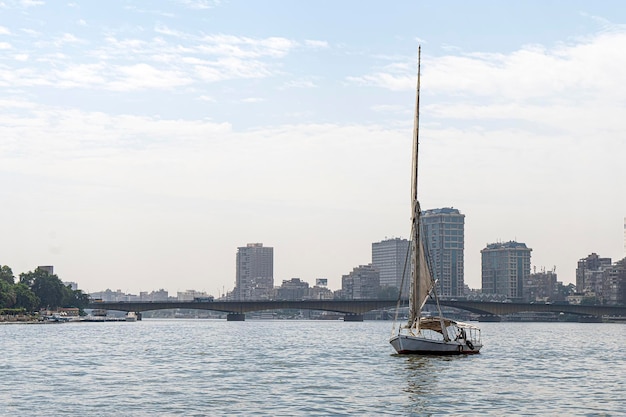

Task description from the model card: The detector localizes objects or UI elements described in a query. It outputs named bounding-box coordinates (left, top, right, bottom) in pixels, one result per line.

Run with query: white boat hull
left=390, top=334, right=481, bottom=355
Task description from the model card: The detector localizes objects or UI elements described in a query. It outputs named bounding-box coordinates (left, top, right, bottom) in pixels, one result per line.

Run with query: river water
left=1, top=319, right=624, bottom=416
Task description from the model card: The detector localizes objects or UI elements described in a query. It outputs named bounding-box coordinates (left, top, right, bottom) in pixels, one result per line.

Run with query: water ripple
left=1, top=320, right=624, bottom=416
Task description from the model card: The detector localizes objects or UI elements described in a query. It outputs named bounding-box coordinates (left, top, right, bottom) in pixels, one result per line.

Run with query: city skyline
left=1, top=1, right=625, bottom=294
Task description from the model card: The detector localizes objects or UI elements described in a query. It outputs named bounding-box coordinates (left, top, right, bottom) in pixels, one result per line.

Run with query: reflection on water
left=403, top=355, right=435, bottom=412
left=402, top=354, right=469, bottom=414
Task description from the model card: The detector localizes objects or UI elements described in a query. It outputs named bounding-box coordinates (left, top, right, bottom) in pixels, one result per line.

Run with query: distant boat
left=389, top=47, right=482, bottom=355
left=125, top=312, right=138, bottom=322
left=48, top=313, right=72, bottom=323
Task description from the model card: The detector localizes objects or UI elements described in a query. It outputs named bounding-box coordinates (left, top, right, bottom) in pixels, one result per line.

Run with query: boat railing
left=414, top=326, right=482, bottom=344
left=417, top=329, right=447, bottom=342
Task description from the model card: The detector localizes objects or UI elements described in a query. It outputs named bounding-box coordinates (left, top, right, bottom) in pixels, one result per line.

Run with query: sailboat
left=389, top=47, right=482, bottom=355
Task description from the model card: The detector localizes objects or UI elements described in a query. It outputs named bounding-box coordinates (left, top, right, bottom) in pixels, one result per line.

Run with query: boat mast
left=408, top=46, right=421, bottom=329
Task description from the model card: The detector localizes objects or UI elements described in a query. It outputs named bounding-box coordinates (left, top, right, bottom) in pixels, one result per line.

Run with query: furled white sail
left=416, top=222, right=435, bottom=308
left=406, top=46, right=435, bottom=329
left=407, top=212, right=435, bottom=327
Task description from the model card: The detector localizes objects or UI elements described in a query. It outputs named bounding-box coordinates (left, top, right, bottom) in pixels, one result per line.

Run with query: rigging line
left=417, top=208, right=449, bottom=340
left=391, top=224, right=414, bottom=335
left=416, top=213, right=449, bottom=335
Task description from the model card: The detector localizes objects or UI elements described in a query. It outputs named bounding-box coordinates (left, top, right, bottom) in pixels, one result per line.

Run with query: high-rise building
left=340, top=264, right=380, bottom=299
left=234, top=243, right=273, bottom=300
left=371, top=238, right=410, bottom=295
left=603, top=260, right=626, bottom=305
left=576, top=253, right=612, bottom=295
left=38, top=265, right=54, bottom=275
left=422, top=208, right=465, bottom=297
left=481, top=241, right=532, bottom=300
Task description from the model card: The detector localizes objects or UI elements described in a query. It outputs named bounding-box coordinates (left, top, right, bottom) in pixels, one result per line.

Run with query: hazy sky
left=1, top=0, right=625, bottom=295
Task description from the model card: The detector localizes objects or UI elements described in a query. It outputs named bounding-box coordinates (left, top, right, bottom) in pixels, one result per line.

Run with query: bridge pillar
left=136, top=312, right=142, bottom=321
left=227, top=313, right=246, bottom=321
left=343, top=314, right=364, bottom=322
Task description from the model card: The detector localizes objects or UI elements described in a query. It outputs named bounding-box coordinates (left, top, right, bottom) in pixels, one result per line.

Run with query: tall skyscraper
left=422, top=208, right=465, bottom=297
left=234, top=243, right=273, bottom=300
left=481, top=241, right=532, bottom=299
left=372, top=238, right=410, bottom=295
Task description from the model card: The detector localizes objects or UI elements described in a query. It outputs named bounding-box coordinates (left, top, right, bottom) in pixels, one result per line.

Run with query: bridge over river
left=87, top=299, right=626, bottom=322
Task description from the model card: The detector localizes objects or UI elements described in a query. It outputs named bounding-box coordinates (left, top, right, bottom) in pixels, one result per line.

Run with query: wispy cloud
left=1, top=26, right=300, bottom=91
left=305, top=39, right=329, bottom=48
left=176, top=0, right=221, bottom=10
left=241, top=97, right=265, bottom=103
left=281, top=79, right=318, bottom=89
left=108, top=63, right=192, bottom=91
left=349, top=29, right=626, bottom=106
left=196, top=34, right=297, bottom=58
left=19, top=0, right=44, bottom=7
left=53, top=32, right=87, bottom=47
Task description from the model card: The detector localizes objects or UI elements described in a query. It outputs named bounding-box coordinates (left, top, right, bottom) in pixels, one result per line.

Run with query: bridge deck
left=86, top=299, right=626, bottom=317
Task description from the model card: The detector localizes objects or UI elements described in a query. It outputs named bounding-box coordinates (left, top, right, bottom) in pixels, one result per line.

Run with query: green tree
left=22, top=268, right=65, bottom=309
left=0, top=280, right=16, bottom=308
left=13, top=283, right=40, bottom=312
left=0, top=265, right=15, bottom=285
left=19, top=270, right=35, bottom=287
left=63, top=288, right=91, bottom=311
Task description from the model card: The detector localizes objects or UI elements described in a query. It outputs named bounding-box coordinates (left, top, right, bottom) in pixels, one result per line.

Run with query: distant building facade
left=276, top=278, right=310, bottom=301
left=422, top=208, right=465, bottom=297
left=38, top=265, right=54, bottom=275
left=310, top=282, right=334, bottom=300
left=603, top=258, right=626, bottom=305
left=234, top=243, right=274, bottom=300
left=339, top=264, right=380, bottom=299
left=371, top=238, right=410, bottom=295
left=575, top=253, right=626, bottom=304
left=576, top=253, right=612, bottom=295
left=523, top=270, right=557, bottom=302
left=481, top=241, right=532, bottom=300
left=139, top=289, right=169, bottom=301
left=89, top=289, right=140, bottom=302
left=177, top=290, right=210, bottom=301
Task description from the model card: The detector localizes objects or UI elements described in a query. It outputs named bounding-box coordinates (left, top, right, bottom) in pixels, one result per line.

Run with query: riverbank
left=1, top=315, right=128, bottom=324
left=0, top=315, right=39, bottom=323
